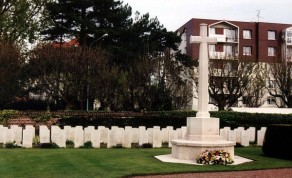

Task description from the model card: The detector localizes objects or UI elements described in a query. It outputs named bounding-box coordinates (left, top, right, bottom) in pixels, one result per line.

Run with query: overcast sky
left=122, top=0, right=292, bottom=31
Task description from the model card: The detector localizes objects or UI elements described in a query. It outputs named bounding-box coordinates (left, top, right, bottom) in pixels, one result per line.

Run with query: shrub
left=262, top=124, right=292, bottom=159
left=80, top=141, right=93, bottom=148
left=141, top=143, right=152, bottom=148
left=39, top=142, right=59, bottom=149
left=5, top=142, right=16, bottom=148
left=66, top=140, right=75, bottom=148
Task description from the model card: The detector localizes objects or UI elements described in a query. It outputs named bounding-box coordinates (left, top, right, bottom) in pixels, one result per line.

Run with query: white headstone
left=64, top=126, right=74, bottom=141
left=91, top=129, right=101, bottom=148
left=138, top=126, right=148, bottom=146
left=123, top=126, right=133, bottom=148
left=10, top=125, right=22, bottom=145
left=247, top=127, right=256, bottom=142
left=116, top=127, right=124, bottom=145
left=51, top=126, right=65, bottom=147
left=161, top=128, right=168, bottom=143
left=22, top=127, right=34, bottom=148
left=240, top=130, right=249, bottom=147
left=257, top=127, right=267, bottom=146
left=176, top=128, right=182, bottom=140
left=84, top=126, right=95, bottom=142
left=132, top=128, right=139, bottom=144
left=153, top=126, right=162, bottom=148
left=228, top=130, right=236, bottom=143
left=108, top=126, right=118, bottom=148
left=181, top=126, right=187, bottom=139
left=0, top=126, right=8, bottom=144
left=147, top=128, right=153, bottom=144
left=39, top=125, right=50, bottom=143
left=74, top=126, right=84, bottom=148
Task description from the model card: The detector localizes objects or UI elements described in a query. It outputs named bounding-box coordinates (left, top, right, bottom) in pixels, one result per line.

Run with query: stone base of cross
left=170, top=23, right=235, bottom=161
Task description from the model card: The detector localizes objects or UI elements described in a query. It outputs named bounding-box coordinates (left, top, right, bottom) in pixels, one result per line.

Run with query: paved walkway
left=132, top=168, right=292, bottom=178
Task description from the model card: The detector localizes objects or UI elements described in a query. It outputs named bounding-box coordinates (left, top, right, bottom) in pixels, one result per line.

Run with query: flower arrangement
left=197, top=149, right=234, bottom=165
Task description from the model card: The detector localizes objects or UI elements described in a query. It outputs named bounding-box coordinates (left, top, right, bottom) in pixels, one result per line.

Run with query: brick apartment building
left=176, top=18, right=292, bottom=110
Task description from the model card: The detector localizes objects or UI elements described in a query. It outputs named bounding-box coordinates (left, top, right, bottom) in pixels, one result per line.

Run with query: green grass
left=0, top=147, right=291, bottom=178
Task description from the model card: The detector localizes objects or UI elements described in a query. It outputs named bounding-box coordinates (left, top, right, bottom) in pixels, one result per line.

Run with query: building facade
left=177, top=18, right=292, bottom=110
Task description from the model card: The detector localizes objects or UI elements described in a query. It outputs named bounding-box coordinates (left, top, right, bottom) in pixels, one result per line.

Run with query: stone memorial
left=171, top=23, right=235, bottom=160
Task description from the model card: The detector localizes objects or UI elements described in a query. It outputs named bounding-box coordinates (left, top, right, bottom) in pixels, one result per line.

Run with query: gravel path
left=131, top=168, right=292, bottom=178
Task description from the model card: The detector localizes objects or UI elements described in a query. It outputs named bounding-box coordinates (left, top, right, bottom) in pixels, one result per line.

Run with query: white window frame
left=268, top=47, right=276, bottom=56
left=243, top=46, right=252, bottom=56
left=268, top=30, right=276, bottom=40
left=243, top=30, right=252, bottom=39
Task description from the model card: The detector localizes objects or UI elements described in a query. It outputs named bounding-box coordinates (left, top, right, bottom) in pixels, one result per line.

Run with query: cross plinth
left=191, top=23, right=216, bottom=118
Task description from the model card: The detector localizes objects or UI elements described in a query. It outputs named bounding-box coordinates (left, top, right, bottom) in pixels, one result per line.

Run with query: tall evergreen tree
left=42, top=0, right=132, bottom=46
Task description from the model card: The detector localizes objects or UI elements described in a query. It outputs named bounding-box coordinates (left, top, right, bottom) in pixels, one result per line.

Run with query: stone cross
left=190, top=23, right=217, bottom=118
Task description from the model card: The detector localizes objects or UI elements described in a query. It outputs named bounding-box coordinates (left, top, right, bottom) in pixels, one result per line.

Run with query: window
left=243, top=46, right=252, bottom=56
left=287, top=30, right=292, bottom=44
left=268, top=47, right=276, bottom=56
left=268, top=30, right=276, bottom=40
left=243, top=30, right=252, bottom=39
left=267, top=97, right=276, bottom=105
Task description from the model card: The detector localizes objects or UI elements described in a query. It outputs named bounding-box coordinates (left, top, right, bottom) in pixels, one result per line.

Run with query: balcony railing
left=209, top=52, right=239, bottom=60
left=216, top=37, right=238, bottom=43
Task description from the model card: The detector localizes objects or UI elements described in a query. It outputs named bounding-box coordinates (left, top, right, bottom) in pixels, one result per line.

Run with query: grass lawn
left=0, top=147, right=291, bottom=178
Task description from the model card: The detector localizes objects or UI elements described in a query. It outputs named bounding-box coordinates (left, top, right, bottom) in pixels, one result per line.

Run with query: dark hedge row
left=55, top=111, right=292, bottom=129
left=262, top=124, right=292, bottom=159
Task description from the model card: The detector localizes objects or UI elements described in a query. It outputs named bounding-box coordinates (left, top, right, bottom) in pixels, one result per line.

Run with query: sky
left=122, top=0, right=292, bottom=31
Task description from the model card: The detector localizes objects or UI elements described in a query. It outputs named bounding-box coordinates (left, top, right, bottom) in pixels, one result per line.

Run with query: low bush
left=262, top=124, right=292, bottom=159
left=141, top=143, right=152, bottom=148
left=39, top=142, right=59, bottom=149
left=5, top=142, right=16, bottom=148
left=80, top=141, right=93, bottom=148
left=66, top=140, right=74, bottom=148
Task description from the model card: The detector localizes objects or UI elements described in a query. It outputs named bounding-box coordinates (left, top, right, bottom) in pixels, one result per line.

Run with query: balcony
left=209, top=52, right=239, bottom=60
left=216, top=36, right=238, bottom=43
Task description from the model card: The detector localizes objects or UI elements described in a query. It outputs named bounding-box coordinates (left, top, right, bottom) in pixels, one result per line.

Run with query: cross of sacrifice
left=190, top=23, right=217, bottom=118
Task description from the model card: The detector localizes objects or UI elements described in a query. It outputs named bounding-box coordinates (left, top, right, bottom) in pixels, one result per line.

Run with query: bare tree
left=27, top=45, right=109, bottom=110
left=208, top=61, right=256, bottom=110
left=242, top=63, right=268, bottom=107
left=267, top=62, right=292, bottom=108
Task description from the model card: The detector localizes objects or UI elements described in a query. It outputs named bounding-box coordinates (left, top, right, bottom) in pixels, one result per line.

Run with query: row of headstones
left=0, top=125, right=267, bottom=148
left=220, top=127, right=267, bottom=146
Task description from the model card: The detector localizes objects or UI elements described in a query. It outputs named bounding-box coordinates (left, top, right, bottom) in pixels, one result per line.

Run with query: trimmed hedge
left=262, top=124, right=292, bottom=159
left=2, top=110, right=292, bottom=129
left=56, top=111, right=292, bottom=129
